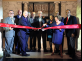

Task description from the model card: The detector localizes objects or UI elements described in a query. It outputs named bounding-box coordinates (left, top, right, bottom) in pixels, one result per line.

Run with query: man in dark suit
left=25, top=12, right=31, bottom=52
left=17, top=11, right=32, bottom=56
left=35, top=11, right=47, bottom=52
left=14, top=10, right=22, bottom=54
left=28, top=12, right=37, bottom=51
left=64, top=9, right=77, bottom=58
left=3, top=10, right=15, bottom=57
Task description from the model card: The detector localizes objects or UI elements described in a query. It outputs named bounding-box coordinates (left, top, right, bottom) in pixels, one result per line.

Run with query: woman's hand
left=43, top=23, right=47, bottom=26
left=9, top=27, right=13, bottom=30
left=59, top=29, right=61, bottom=30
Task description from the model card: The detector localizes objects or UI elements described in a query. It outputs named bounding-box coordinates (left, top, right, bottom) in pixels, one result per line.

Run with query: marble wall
left=28, top=3, right=54, bottom=16
left=3, top=1, right=77, bottom=18
left=3, top=1, right=22, bottom=18
left=61, top=1, right=77, bottom=18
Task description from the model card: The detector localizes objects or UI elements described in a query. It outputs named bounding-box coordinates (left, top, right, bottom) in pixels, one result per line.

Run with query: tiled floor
left=1, top=34, right=80, bottom=61
left=6, top=51, right=71, bottom=59
left=0, top=50, right=81, bottom=61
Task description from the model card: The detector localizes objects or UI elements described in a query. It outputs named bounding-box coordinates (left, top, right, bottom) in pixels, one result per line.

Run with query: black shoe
left=26, top=49, right=30, bottom=52
left=30, top=50, right=34, bottom=52
left=6, top=54, right=11, bottom=57
left=38, top=49, right=40, bottom=52
left=50, top=49, right=52, bottom=52
left=17, top=52, right=20, bottom=54
left=70, top=54, right=75, bottom=59
left=12, top=51, right=15, bottom=54
left=54, top=50, right=59, bottom=53
left=58, top=53, right=60, bottom=55
left=44, top=50, right=48, bottom=52
left=65, top=52, right=70, bottom=55
left=22, top=54, right=30, bottom=56
left=34, top=48, right=36, bottom=51
left=70, top=55, right=75, bottom=59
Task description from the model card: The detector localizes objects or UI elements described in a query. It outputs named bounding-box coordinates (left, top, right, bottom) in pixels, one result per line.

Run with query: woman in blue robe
left=44, top=16, right=64, bottom=57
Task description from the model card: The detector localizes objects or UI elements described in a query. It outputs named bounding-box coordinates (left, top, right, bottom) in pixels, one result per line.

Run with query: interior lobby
left=0, top=0, right=81, bottom=61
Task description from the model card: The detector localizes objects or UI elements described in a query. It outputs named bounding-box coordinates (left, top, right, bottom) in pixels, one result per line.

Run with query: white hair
left=23, top=11, right=28, bottom=15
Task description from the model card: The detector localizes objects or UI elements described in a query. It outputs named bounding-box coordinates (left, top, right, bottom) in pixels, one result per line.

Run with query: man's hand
left=42, top=28, right=46, bottom=31
left=43, top=24, right=47, bottom=26
left=71, top=33, right=75, bottom=37
left=9, top=27, right=13, bottom=30
left=14, top=23, right=16, bottom=25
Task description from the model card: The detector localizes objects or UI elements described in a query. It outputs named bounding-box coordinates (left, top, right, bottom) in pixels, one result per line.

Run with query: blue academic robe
left=48, top=22, right=64, bottom=44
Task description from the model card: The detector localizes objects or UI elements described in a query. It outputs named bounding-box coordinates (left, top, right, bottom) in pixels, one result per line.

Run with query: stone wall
left=3, top=1, right=22, bottom=18
left=3, top=1, right=77, bottom=18
left=61, top=1, right=77, bottom=18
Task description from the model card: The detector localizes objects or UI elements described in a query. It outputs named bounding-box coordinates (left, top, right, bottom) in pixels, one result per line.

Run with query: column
left=76, top=0, right=81, bottom=51
left=23, top=1, right=29, bottom=11
left=0, top=0, right=3, bottom=57
left=54, top=1, right=60, bottom=16
left=61, top=1, right=67, bottom=18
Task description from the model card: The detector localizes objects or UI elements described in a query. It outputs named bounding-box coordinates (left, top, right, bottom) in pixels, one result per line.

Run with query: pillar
left=0, top=0, right=3, bottom=57
left=61, top=1, right=67, bottom=18
left=76, top=0, right=81, bottom=51
left=54, top=1, right=60, bottom=16
left=23, top=1, right=29, bottom=11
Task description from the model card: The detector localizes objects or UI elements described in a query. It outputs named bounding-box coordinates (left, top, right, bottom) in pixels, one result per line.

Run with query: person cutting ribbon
left=43, top=16, right=64, bottom=58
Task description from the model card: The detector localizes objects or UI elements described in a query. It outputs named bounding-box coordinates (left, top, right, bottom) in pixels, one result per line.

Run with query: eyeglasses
left=9, top=13, right=14, bottom=14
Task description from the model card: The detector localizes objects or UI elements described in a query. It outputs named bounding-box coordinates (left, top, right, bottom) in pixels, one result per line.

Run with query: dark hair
left=50, top=14, right=54, bottom=18
left=49, top=14, right=54, bottom=20
left=66, top=9, right=71, bottom=12
left=55, top=16, right=62, bottom=21
left=9, top=10, right=14, bottom=12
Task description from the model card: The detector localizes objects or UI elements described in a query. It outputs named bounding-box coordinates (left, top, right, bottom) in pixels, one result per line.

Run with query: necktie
left=11, top=18, right=14, bottom=24
left=66, top=17, right=68, bottom=24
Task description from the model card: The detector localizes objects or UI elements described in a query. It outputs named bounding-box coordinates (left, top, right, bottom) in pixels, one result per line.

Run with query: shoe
left=60, top=53, right=63, bottom=58
left=26, top=49, right=30, bottom=52
left=69, top=54, right=75, bottom=59
left=38, top=49, right=40, bottom=52
left=60, top=55, right=63, bottom=58
left=65, top=52, right=70, bottom=55
left=50, top=48, right=52, bottom=52
left=51, top=52, right=54, bottom=56
left=30, top=50, right=34, bottom=52
left=17, top=52, right=20, bottom=54
left=6, top=54, right=11, bottom=57
left=44, top=50, right=48, bottom=52
left=54, top=50, right=59, bottom=53
left=34, top=48, right=36, bottom=51
left=22, top=54, right=30, bottom=56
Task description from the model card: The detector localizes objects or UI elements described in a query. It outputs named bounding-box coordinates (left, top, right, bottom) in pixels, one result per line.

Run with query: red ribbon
left=0, top=23, right=81, bottom=30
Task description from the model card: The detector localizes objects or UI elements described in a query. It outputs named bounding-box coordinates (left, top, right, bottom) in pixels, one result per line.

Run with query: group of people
left=3, top=9, right=77, bottom=58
